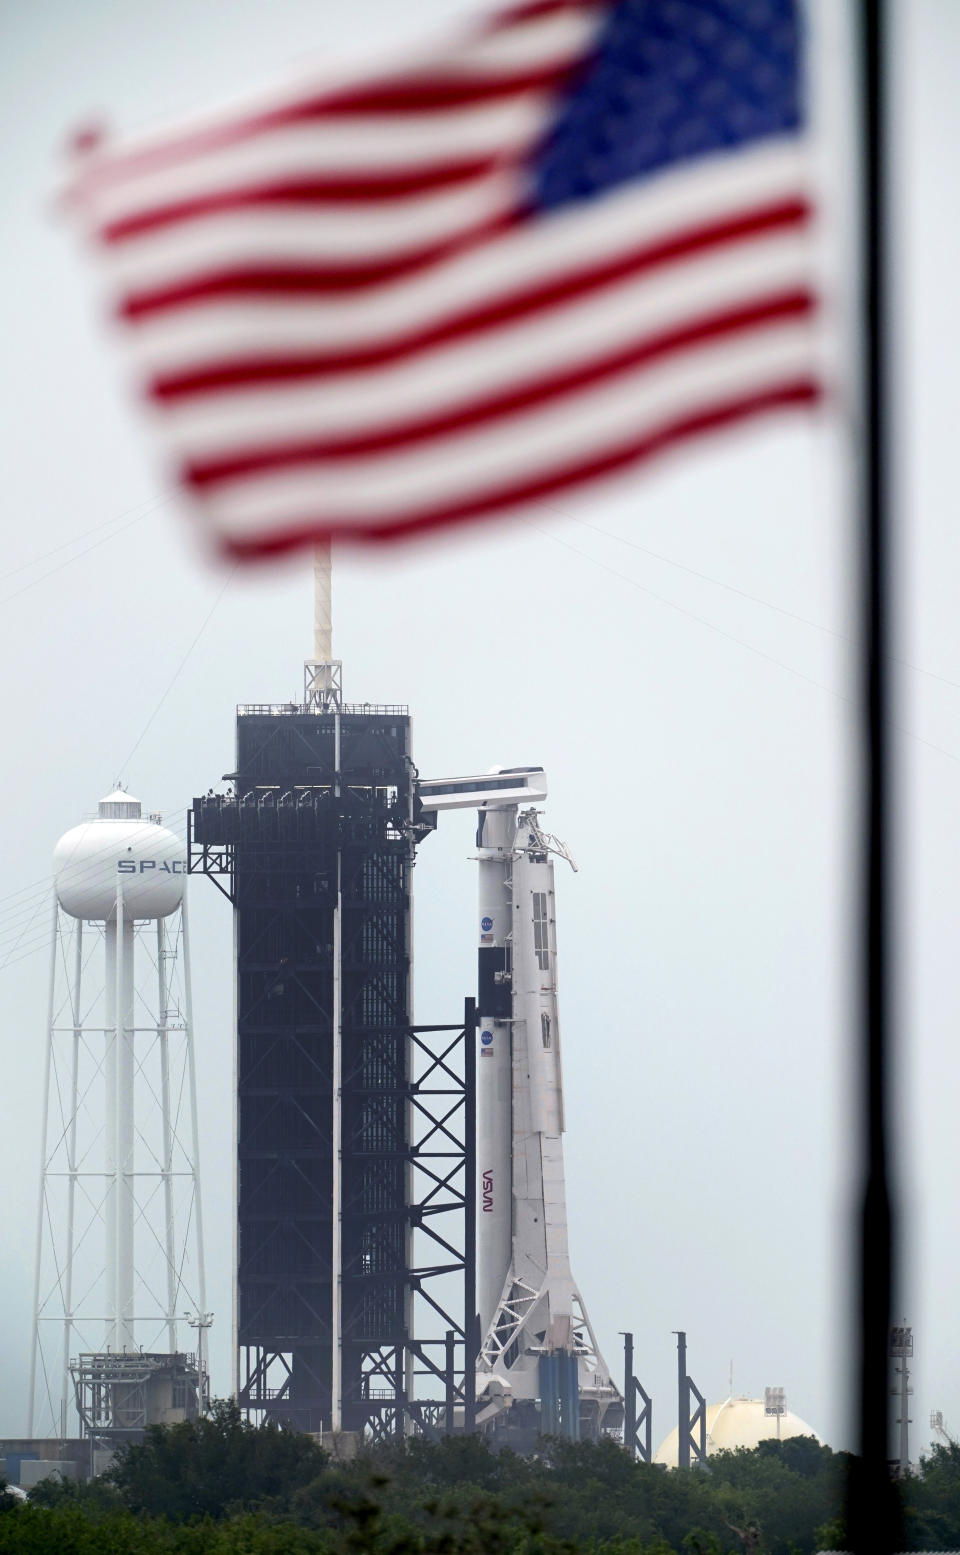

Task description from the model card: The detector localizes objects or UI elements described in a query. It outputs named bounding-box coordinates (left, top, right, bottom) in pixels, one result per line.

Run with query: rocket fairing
left=419, top=769, right=621, bottom=1440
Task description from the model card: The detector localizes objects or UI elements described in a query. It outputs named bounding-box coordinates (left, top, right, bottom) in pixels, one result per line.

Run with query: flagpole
left=850, top=2, right=901, bottom=1548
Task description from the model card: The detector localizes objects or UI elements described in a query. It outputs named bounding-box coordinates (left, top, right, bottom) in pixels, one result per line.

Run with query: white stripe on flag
left=117, top=140, right=814, bottom=366
left=192, top=325, right=818, bottom=539
left=74, top=8, right=603, bottom=215
left=154, top=231, right=814, bottom=455
left=84, top=98, right=550, bottom=225
left=102, top=171, right=522, bottom=288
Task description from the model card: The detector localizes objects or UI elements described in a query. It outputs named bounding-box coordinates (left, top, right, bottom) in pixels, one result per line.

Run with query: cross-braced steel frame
left=189, top=702, right=475, bottom=1438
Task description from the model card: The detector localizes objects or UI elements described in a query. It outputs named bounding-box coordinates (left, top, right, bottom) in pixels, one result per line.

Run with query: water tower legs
left=114, top=896, right=136, bottom=1355
left=158, top=919, right=178, bottom=1354
left=60, top=922, right=83, bottom=1433
left=30, top=892, right=206, bottom=1438
left=27, top=897, right=61, bottom=1438
left=180, top=893, right=208, bottom=1359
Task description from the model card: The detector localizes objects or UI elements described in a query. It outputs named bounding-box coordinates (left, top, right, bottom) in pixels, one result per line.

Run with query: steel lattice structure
left=190, top=703, right=474, bottom=1435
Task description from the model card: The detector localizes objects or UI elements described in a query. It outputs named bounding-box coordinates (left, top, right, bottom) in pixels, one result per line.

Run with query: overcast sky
left=1, top=0, right=959, bottom=1456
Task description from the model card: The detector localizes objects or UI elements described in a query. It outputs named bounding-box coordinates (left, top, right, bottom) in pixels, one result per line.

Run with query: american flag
left=70, top=0, right=823, bottom=559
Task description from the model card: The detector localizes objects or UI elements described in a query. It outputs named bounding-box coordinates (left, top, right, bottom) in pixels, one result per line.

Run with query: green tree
left=108, top=1398, right=327, bottom=1522
left=0, top=1427, right=866, bottom=1553
left=900, top=1439, right=960, bottom=1551
left=26, top=1473, right=121, bottom=1516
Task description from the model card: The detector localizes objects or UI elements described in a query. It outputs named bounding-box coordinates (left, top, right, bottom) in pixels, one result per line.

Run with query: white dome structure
left=54, top=790, right=185, bottom=921
left=654, top=1396, right=823, bottom=1466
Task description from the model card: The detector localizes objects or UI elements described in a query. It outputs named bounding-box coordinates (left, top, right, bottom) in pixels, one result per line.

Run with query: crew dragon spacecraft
left=419, top=768, right=622, bottom=1443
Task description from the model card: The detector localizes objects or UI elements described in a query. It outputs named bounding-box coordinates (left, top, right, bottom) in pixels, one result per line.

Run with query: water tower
left=28, top=791, right=208, bottom=1441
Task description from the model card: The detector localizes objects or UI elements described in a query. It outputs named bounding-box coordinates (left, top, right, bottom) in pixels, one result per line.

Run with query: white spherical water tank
left=54, top=790, right=185, bottom=921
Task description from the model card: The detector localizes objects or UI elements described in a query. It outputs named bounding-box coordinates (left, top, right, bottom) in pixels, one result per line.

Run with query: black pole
left=675, top=1331, right=689, bottom=1470
left=463, top=997, right=477, bottom=1434
left=850, top=3, right=901, bottom=1549
left=623, top=1332, right=636, bottom=1452
left=445, top=1329, right=456, bottom=1436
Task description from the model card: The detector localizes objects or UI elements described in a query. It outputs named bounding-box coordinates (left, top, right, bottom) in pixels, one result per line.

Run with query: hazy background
left=1, top=0, right=958, bottom=1454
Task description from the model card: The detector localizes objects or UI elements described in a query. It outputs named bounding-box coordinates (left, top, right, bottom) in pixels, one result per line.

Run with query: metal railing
left=238, top=702, right=409, bottom=718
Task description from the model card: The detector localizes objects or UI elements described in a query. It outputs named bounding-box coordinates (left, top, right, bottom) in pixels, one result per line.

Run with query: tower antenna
left=305, top=541, right=341, bottom=710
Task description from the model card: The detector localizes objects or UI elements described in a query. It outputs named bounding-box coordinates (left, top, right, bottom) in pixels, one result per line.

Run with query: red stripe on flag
left=102, top=157, right=514, bottom=244
left=478, top=0, right=610, bottom=31
left=211, top=380, right=824, bottom=557
left=121, top=208, right=524, bottom=319
left=148, top=197, right=814, bottom=386
left=71, top=52, right=589, bottom=200
left=183, top=290, right=818, bottom=488
left=300, top=60, right=586, bottom=115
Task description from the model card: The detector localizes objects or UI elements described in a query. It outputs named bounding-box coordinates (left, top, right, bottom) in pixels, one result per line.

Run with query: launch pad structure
left=187, top=543, right=622, bottom=1445
left=190, top=663, right=626, bottom=1442
left=189, top=659, right=477, bottom=1437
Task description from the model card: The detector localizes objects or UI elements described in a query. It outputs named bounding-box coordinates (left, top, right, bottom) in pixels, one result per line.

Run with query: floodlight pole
left=186, top=1310, right=214, bottom=1412
left=889, top=1324, right=913, bottom=1476
left=764, top=1387, right=786, bottom=1441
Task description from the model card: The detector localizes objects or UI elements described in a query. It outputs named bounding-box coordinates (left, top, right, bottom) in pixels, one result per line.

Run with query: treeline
left=3, top=1400, right=960, bottom=1553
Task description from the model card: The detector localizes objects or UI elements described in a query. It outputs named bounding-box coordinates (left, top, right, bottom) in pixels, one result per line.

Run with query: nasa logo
left=481, top=1169, right=494, bottom=1213
left=117, top=859, right=186, bottom=875
left=481, top=916, right=493, bottom=933
left=480, top=1030, right=493, bottom=1046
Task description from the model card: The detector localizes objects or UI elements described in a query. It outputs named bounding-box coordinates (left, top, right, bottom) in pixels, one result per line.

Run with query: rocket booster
left=416, top=769, right=620, bottom=1439
left=476, top=806, right=515, bottom=1336
left=477, top=808, right=571, bottom=1338
left=472, top=802, right=516, bottom=1337
left=474, top=805, right=619, bottom=1438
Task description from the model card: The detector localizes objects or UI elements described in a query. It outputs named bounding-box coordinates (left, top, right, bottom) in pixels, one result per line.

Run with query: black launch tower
left=190, top=689, right=474, bottom=1436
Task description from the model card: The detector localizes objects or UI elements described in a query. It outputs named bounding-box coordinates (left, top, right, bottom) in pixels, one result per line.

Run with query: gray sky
left=1, top=0, right=958, bottom=1455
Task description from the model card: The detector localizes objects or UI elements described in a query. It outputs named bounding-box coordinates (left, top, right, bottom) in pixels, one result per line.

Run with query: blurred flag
left=69, top=0, right=823, bottom=559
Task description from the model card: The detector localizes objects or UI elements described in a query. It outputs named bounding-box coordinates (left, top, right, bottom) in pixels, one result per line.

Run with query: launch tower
left=189, top=659, right=474, bottom=1435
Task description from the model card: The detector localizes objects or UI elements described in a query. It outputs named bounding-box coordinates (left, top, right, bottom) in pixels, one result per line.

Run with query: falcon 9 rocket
left=418, top=769, right=622, bottom=1442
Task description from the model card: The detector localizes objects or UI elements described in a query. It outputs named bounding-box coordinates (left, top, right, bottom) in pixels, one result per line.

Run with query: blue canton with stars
left=531, top=0, right=805, bottom=212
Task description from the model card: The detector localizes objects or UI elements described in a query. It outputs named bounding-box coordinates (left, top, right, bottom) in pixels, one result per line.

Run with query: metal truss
left=191, top=707, right=476, bottom=1440
left=343, top=1005, right=477, bottom=1439
left=234, top=1009, right=476, bottom=1438
left=480, top=1280, right=604, bottom=1376
left=621, top=1331, right=653, bottom=1462
left=675, top=1330, right=707, bottom=1468
left=70, top=1351, right=202, bottom=1438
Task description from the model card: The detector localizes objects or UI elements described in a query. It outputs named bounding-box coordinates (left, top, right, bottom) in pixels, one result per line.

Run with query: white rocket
left=418, top=769, right=621, bottom=1441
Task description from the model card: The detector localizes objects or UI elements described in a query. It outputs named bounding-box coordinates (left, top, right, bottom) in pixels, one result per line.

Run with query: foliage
left=106, top=1399, right=328, bottom=1521
left=7, top=1415, right=960, bottom=1553
left=901, top=1439, right=960, bottom=1551
left=25, top=1474, right=121, bottom=1515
